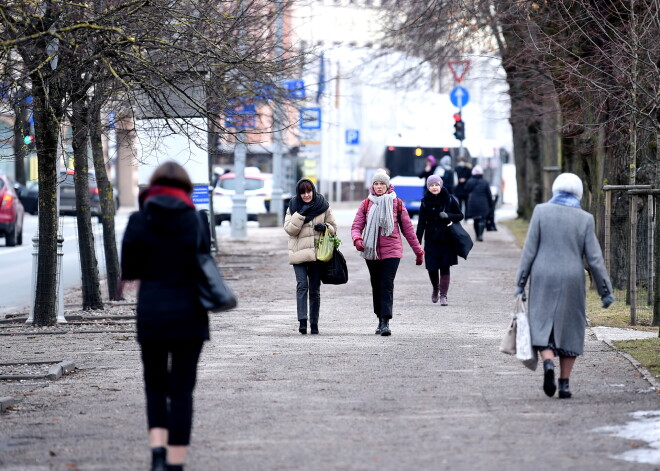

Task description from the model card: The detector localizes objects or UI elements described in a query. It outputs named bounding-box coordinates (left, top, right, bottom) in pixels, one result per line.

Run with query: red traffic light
left=388, top=146, right=395, bottom=151
left=453, top=113, right=462, bottom=122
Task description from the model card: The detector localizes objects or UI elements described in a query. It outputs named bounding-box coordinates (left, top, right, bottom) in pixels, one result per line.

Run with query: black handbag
left=196, top=212, right=238, bottom=312
left=447, top=221, right=473, bottom=259
left=321, top=249, right=348, bottom=285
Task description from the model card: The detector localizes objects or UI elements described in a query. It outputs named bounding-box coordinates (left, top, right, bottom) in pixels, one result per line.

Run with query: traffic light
left=453, top=113, right=465, bottom=141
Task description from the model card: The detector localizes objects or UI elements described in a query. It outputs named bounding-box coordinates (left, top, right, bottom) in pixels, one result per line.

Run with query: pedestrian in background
left=433, top=155, right=455, bottom=195
left=284, top=178, right=337, bottom=335
left=453, top=156, right=472, bottom=213
left=514, top=173, right=614, bottom=399
left=418, top=155, right=437, bottom=188
left=465, top=165, right=493, bottom=242
left=351, top=169, right=424, bottom=336
left=416, top=175, right=464, bottom=306
left=121, top=161, right=209, bottom=471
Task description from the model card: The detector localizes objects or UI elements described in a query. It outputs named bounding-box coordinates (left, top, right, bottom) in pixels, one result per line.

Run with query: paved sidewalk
left=1, top=210, right=659, bottom=470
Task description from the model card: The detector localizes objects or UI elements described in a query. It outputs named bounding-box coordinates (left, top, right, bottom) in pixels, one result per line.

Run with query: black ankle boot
left=380, top=318, right=391, bottom=336
left=310, top=323, right=319, bottom=335
left=151, top=447, right=166, bottom=471
left=166, top=465, right=184, bottom=471
left=543, top=359, right=556, bottom=397
left=558, top=378, right=572, bottom=399
left=299, top=320, right=307, bottom=334
left=375, top=317, right=383, bottom=335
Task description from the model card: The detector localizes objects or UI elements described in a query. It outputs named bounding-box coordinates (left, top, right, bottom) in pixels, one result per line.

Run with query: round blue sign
left=449, top=86, right=470, bottom=108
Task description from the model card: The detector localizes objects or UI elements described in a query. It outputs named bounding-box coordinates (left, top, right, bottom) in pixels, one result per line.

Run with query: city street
left=0, top=207, right=658, bottom=470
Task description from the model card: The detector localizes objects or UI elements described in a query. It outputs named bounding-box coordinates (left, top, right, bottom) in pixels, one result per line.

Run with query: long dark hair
left=149, top=161, right=193, bottom=194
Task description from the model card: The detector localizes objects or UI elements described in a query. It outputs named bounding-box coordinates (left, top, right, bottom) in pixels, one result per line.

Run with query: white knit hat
left=372, top=169, right=390, bottom=187
left=552, top=173, right=583, bottom=200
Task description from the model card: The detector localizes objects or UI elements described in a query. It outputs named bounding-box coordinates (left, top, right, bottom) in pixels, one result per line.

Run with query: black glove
left=439, top=211, right=448, bottom=219
left=601, top=294, right=614, bottom=308
left=298, top=204, right=312, bottom=215
left=314, top=223, right=326, bottom=232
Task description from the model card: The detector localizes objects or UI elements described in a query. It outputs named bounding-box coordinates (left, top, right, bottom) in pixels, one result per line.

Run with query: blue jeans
left=293, top=262, right=321, bottom=323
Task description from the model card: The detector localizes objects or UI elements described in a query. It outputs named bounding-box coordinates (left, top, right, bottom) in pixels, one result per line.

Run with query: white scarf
left=362, top=192, right=396, bottom=260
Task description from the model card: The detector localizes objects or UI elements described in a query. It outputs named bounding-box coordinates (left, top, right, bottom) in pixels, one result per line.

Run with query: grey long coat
left=515, top=203, right=612, bottom=355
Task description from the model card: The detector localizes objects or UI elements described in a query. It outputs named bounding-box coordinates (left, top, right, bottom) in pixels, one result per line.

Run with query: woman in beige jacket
left=284, top=178, right=337, bottom=335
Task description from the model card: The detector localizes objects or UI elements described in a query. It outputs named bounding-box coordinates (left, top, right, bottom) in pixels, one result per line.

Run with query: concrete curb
left=0, top=360, right=76, bottom=382
left=0, top=396, right=16, bottom=412
left=601, top=338, right=659, bottom=391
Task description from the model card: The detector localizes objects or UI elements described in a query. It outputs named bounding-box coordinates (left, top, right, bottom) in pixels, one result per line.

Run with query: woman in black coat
left=416, top=175, right=464, bottom=306
left=121, top=161, right=209, bottom=471
left=465, top=165, right=493, bottom=242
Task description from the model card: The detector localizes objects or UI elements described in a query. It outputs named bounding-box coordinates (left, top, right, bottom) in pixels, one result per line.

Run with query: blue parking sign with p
left=346, top=129, right=359, bottom=145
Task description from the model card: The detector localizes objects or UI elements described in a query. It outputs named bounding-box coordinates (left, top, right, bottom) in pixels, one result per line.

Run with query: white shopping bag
left=514, top=295, right=538, bottom=370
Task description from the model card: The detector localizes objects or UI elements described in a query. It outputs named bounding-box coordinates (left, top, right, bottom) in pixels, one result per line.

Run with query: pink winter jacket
left=351, top=186, right=423, bottom=260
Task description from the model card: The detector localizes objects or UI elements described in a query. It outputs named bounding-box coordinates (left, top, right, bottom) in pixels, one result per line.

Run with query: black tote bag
left=321, top=249, right=349, bottom=285
left=447, top=221, right=473, bottom=260
left=196, top=212, right=238, bottom=312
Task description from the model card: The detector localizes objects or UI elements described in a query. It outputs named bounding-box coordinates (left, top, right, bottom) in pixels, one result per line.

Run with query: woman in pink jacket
left=351, top=169, right=425, bottom=336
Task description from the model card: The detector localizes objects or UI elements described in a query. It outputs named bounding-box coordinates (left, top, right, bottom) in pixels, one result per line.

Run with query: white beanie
left=372, top=169, right=390, bottom=187
left=552, top=173, right=583, bottom=200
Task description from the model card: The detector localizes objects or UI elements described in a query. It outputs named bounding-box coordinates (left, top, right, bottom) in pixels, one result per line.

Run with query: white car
left=212, top=169, right=291, bottom=224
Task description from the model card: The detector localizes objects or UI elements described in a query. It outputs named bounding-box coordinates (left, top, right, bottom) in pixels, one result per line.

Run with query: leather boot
left=166, top=465, right=184, bottom=471
left=439, top=275, right=450, bottom=306
left=310, top=323, right=319, bottom=335
left=380, top=318, right=391, bottom=336
left=558, top=378, right=572, bottom=399
left=151, top=447, right=166, bottom=471
left=431, top=285, right=439, bottom=303
left=543, top=359, right=556, bottom=397
left=375, top=317, right=383, bottom=335
left=299, top=319, right=307, bottom=335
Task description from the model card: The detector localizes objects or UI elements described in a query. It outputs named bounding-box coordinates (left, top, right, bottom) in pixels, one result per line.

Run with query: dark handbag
left=486, top=195, right=498, bottom=231
left=321, top=249, right=348, bottom=285
left=196, top=212, right=238, bottom=312
left=447, top=221, right=473, bottom=259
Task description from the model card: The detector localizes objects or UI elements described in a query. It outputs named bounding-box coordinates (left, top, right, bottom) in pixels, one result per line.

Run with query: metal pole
left=630, top=195, right=638, bottom=325
left=27, top=233, right=38, bottom=323
left=56, top=234, right=66, bottom=323
left=269, top=2, right=284, bottom=224
left=604, top=190, right=612, bottom=274
left=649, top=194, right=654, bottom=305
left=231, top=134, right=248, bottom=240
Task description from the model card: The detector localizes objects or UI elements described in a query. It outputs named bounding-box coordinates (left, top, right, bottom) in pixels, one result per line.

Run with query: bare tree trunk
left=71, top=98, right=103, bottom=310
left=12, top=92, right=28, bottom=185
left=90, top=90, right=121, bottom=300
left=32, top=88, right=61, bottom=326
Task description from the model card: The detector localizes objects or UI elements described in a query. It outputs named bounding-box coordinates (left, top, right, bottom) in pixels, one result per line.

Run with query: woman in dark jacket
left=464, top=165, right=493, bottom=242
left=121, top=161, right=209, bottom=471
left=416, top=175, right=464, bottom=306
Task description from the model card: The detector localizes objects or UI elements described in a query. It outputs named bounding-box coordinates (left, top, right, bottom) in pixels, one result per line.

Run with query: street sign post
left=300, top=107, right=322, bottom=130
left=450, top=87, right=470, bottom=108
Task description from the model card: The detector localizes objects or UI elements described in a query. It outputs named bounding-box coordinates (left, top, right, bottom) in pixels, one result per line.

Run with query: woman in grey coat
left=514, top=173, right=614, bottom=399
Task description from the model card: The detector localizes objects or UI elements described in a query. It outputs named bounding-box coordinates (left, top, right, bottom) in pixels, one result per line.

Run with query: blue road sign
left=300, top=107, right=322, bottom=130
left=450, top=86, right=470, bottom=108
left=192, top=185, right=210, bottom=205
left=284, top=79, right=306, bottom=99
left=345, top=129, right=360, bottom=145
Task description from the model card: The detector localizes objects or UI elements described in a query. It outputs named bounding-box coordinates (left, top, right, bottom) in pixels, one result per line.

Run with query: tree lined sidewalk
left=0, top=219, right=658, bottom=470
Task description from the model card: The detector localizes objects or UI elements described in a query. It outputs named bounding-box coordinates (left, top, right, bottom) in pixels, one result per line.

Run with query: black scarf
left=422, top=188, right=451, bottom=212
left=288, top=178, right=330, bottom=223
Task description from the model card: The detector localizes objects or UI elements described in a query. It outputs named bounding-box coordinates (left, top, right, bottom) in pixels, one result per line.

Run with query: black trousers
left=140, top=339, right=204, bottom=446
left=365, top=258, right=400, bottom=319
left=293, top=261, right=322, bottom=323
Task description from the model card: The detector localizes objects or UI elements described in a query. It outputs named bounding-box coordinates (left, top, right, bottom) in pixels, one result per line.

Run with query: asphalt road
left=0, top=207, right=658, bottom=470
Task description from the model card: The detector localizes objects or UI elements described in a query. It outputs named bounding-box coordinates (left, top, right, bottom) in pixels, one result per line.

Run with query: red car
left=0, top=172, right=25, bottom=246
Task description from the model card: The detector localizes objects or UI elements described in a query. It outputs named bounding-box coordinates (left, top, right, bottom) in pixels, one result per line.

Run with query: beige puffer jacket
left=284, top=208, right=338, bottom=265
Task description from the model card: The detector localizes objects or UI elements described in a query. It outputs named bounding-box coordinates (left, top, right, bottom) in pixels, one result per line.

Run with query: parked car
left=212, top=169, right=291, bottom=224
left=59, top=169, right=103, bottom=219
left=0, top=172, right=25, bottom=246
left=15, top=180, right=39, bottom=215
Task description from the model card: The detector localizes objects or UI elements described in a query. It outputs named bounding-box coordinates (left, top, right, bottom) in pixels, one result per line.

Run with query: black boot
left=543, top=359, right=556, bottom=397
left=375, top=317, right=383, bottom=335
left=166, top=465, right=184, bottom=471
left=299, top=320, right=307, bottom=335
left=151, top=447, right=166, bottom=471
left=558, top=378, right=572, bottom=399
left=380, top=318, right=391, bottom=336
left=310, top=323, right=319, bottom=335
left=431, top=285, right=439, bottom=303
